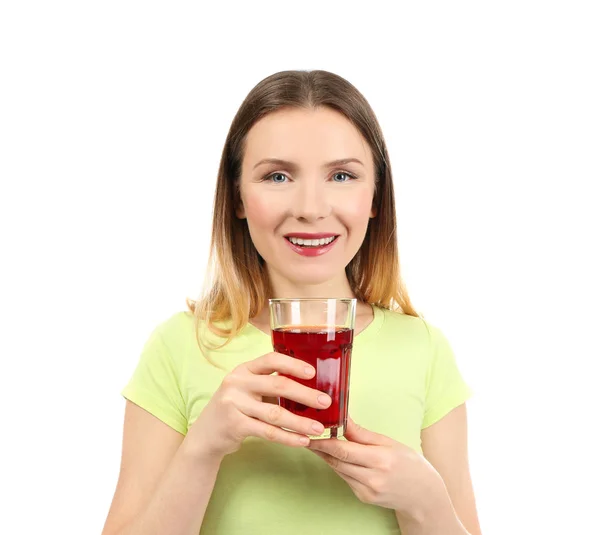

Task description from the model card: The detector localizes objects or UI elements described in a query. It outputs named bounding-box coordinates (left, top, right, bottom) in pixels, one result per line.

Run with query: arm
left=101, top=401, right=222, bottom=535
left=398, top=403, right=481, bottom=535
left=103, top=352, right=329, bottom=535
left=394, top=491, right=471, bottom=535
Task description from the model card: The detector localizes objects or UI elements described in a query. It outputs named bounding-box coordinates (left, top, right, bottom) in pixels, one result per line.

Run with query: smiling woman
left=102, top=70, right=481, bottom=535
left=237, top=106, right=377, bottom=294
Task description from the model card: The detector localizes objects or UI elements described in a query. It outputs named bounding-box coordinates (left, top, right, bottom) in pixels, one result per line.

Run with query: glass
left=269, top=298, right=357, bottom=439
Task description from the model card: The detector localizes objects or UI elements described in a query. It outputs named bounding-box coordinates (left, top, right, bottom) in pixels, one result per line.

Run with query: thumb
left=344, top=417, right=393, bottom=446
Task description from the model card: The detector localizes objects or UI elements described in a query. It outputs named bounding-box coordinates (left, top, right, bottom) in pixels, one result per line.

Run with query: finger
left=310, top=450, right=371, bottom=482
left=243, top=416, right=311, bottom=448
left=240, top=397, right=325, bottom=437
left=344, top=417, right=394, bottom=446
left=335, top=471, right=373, bottom=504
left=308, top=437, right=377, bottom=467
left=245, top=352, right=316, bottom=379
left=245, top=374, right=332, bottom=409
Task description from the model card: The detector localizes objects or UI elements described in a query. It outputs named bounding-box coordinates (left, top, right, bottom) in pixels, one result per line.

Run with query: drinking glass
left=269, top=298, right=357, bottom=439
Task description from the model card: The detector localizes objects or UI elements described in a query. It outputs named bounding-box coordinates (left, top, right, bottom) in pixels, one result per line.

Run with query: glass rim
left=268, top=297, right=357, bottom=304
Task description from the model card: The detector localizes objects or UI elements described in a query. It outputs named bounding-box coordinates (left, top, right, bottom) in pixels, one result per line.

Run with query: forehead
left=243, top=107, right=372, bottom=168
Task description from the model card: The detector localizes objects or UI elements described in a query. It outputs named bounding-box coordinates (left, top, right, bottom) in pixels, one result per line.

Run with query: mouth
left=285, top=235, right=338, bottom=248
left=283, top=234, right=340, bottom=257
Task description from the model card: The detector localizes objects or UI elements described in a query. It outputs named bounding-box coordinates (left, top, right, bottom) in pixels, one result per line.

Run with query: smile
left=283, top=235, right=340, bottom=257
left=286, top=236, right=337, bottom=247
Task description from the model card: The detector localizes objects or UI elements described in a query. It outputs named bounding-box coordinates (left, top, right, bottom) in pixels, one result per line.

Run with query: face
left=237, top=107, right=377, bottom=294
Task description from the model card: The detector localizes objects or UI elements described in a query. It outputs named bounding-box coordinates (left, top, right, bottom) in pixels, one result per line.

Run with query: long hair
left=187, top=70, right=420, bottom=364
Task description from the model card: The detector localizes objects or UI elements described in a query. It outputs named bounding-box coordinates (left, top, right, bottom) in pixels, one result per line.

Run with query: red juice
left=272, top=327, right=354, bottom=431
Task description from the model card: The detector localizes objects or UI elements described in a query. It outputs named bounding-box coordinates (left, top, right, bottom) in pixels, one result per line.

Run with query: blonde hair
left=187, top=70, right=420, bottom=365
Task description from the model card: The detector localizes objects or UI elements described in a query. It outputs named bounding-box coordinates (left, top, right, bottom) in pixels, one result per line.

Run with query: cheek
left=243, top=190, right=279, bottom=230
left=339, top=191, right=374, bottom=225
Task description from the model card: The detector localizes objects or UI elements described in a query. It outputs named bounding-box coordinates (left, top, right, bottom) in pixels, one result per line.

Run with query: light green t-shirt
left=122, top=306, right=472, bottom=534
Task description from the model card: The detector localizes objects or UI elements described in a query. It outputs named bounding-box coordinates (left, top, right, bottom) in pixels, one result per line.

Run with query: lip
left=283, top=232, right=339, bottom=239
left=284, top=235, right=339, bottom=257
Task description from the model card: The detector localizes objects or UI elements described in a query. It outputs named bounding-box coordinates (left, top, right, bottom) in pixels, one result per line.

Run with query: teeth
left=287, top=236, right=336, bottom=247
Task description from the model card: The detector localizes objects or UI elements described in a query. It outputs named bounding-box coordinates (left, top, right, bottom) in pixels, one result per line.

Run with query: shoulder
left=376, top=307, right=436, bottom=340
left=374, top=307, right=451, bottom=357
left=151, top=310, right=195, bottom=340
left=148, top=310, right=270, bottom=370
left=142, top=311, right=205, bottom=362
left=151, top=310, right=234, bottom=346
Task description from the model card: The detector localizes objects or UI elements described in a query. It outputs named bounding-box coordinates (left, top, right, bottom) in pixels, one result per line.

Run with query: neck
left=250, top=268, right=366, bottom=327
left=266, top=267, right=355, bottom=300
left=249, top=269, right=374, bottom=333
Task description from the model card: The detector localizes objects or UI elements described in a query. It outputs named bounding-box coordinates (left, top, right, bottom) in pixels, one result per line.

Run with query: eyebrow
left=252, top=157, right=364, bottom=171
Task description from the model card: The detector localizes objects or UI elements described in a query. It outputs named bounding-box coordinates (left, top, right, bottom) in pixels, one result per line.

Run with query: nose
left=290, top=181, right=332, bottom=222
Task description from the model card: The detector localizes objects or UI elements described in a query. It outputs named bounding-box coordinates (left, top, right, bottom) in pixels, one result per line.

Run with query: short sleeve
left=121, top=325, right=188, bottom=435
left=421, top=325, right=473, bottom=429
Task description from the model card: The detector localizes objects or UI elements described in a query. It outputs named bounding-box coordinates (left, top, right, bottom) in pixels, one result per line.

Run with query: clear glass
left=268, top=298, right=357, bottom=439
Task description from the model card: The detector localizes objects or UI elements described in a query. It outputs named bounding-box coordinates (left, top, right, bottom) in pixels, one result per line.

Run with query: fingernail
left=312, top=422, right=324, bottom=433
left=304, top=366, right=315, bottom=377
left=318, top=394, right=331, bottom=406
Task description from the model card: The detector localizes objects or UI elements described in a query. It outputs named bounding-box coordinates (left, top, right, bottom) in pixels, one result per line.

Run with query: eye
left=264, top=172, right=288, bottom=184
left=332, top=171, right=357, bottom=182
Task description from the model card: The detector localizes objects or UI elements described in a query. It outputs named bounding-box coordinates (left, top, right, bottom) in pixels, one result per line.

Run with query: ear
left=236, top=200, right=246, bottom=219
left=370, top=187, right=378, bottom=218
left=235, top=183, right=246, bottom=219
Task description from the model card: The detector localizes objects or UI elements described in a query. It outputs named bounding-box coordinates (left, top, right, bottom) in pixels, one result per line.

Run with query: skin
left=102, top=107, right=481, bottom=535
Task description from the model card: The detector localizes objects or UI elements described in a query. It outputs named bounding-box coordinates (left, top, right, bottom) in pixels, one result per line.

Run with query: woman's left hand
left=307, top=418, right=446, bottom=516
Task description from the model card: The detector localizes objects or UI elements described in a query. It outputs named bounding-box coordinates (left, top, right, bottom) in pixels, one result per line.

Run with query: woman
left=102, top=70, right=482, bottom=535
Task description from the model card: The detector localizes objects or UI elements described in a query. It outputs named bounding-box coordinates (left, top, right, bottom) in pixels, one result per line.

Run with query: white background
left=1, top=1, right=598, bottom=533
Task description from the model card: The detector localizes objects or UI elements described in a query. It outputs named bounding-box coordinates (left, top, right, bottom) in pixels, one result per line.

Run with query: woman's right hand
left=184, top=352, right=331, bottom=461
